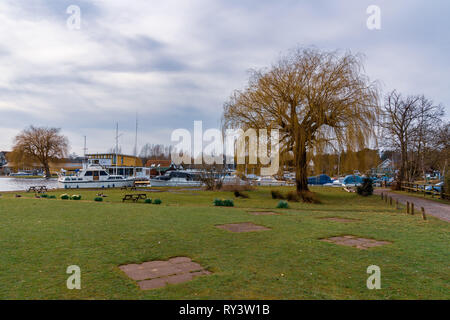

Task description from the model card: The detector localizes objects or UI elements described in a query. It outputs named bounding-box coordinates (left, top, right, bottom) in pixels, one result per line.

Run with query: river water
left=0, top=178, right=58, bottom=192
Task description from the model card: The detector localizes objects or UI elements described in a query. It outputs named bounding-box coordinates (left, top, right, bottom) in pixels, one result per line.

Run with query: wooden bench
left=122, top=194, right=147, bottom=203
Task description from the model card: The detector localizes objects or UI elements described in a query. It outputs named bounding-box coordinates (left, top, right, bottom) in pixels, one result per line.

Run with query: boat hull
left=149, top=179, right=202, bottom=187
left=57, top=179, right=135, bottom=189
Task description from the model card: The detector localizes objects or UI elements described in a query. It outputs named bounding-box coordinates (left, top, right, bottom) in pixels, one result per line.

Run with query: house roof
left=145, top=159, right=172, bottom=168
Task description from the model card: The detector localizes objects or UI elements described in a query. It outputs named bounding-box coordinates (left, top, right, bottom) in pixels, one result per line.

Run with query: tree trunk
left=43, top=162, right=51, bottom=179
left=295, top=137, right=309, bottom=193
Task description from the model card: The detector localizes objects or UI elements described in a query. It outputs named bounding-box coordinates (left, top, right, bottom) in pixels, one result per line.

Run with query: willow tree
left=11, top=126, right=69, bottom=178
left=223, top=48, right=379, bottom=195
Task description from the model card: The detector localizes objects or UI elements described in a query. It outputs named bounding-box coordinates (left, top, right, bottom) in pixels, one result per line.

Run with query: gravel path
left=374, top=189, right=450, bottom=223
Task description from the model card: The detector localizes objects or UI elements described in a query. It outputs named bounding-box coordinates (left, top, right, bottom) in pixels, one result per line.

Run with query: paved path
left=374, top=189, right=450, bottom=223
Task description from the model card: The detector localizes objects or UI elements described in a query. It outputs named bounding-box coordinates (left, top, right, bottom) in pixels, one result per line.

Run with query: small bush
left=286, top=191, right=300, bottom=202
left=40, top=194, right=48, bottom=198
left=153, top=199, right=162, bottom=205
left=271, top=190, right=285, bottom=200
left=223, top=199, right=234, bottom=207
left=71, top=195, right=82, bottom=200
left=94, top=197, right=103, bottom=202
left=234, top=190, right=249, bottom=198
left=60, top=194, right=70, bottom=200
left=213, top=199, right=234, bottom=207
left=276, top=200, right=289, bottom=209
left=221, top=184, right=254, bottom=192
left=390, top=180, right=401, bottom=191
left=48, top=195, right=56, bottom=199
left=357, top=178, right=374, bottom=197
left=144, top=198, right=152, bottom=204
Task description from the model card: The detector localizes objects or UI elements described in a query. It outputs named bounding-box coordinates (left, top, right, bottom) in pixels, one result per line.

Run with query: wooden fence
left=400, top=182, right=449, bottom=200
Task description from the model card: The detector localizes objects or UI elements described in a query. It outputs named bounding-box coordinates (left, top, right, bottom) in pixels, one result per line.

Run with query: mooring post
left=411, top=203, right=415, bottom=215
left=421, top=207, right=427, bottom=220
left=396, top=199, right=399, bottom=210
left=407, top=201, right=410, bottom=214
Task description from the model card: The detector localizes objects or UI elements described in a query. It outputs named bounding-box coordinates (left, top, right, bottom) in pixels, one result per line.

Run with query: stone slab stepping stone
left=248, top=211, right=279, bottom=216
left=216, top=222, right=270, bottom=233
left=119, top=257, right=211, bottom=290
left=321, top=235, right=391, bottom=250
left=320, top=217, right=358, bottom=223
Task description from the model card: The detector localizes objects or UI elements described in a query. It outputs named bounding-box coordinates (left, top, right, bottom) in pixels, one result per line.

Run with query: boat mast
left=83, top=136, right=88, bottom=169
left=134, top=112, right=138, bottom=178
left=115, top=123, right=119, bottom=176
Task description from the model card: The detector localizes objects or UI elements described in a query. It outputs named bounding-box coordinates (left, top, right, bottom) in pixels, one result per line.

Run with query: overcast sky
left=0, top=0, right=449, bottom=155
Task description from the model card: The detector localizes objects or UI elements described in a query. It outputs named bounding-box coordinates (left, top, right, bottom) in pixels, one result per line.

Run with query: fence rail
left=400, top=182, right=449, bottom=200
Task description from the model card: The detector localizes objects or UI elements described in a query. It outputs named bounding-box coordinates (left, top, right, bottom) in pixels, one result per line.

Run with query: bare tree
left=223, top=47, right=380, bottom=196
left=380, top=91, right=444, bottom=185
left=140, top=143, right=172, bottom=163
left=380, top=91, right=420, bottom=184
left=10, top=126, right=69, bottom=178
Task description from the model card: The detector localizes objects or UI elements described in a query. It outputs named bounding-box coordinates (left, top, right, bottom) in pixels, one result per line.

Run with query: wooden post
left=381, top=192, right=384, bottom=200
left=389, top=197, right=393, bottom=206
left=396, top=199, right=399, bottom=210
left=407, top=201, right=410, bottom=214
left=421, top=207, right=427, bottom=220
left=411, top=203, right=415, bottom=215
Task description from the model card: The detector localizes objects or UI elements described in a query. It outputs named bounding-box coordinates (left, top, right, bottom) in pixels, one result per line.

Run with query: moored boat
left=58, top=164, right=134, bottom=189
left=149, top=171, right=203, bottom=187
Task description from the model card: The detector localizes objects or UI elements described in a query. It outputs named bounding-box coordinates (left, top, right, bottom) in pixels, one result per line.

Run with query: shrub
left=223, top=199, right=234, bottom=207
left=48, top=195, right=56, bottom=199
left=234, top=190, right=249, bottom=198
left=445, top=176, right=450, bottom=195
left=153, top=199, right=162, bottom=205
left=60, top=194, right=70, bottom=200
left=276, top=200, right=289, bottom=209
left=214, top=199, right=234, bottom=207
left=40, top=194, right=48, bottom=198
left=286, top=191, right=300, bottom=202
left=144, top=198, right=152, bottom=204
left=271, top=190, right=285, bottom=200
left=357, top=178, right=374, bottom=197
left=71, top=195, right=82, bottom=200
left=221, top=184, right=254, bottom=192
left=94, top=197, right=103, bottom=202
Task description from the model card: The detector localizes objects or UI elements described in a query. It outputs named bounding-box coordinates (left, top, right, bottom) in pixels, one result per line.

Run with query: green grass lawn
left=0, top=187, right=448, bottom=299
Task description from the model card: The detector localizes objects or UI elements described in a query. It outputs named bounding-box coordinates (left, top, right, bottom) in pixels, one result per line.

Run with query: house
left=5, top=156, right=84, bottom=176
left=86, top=153, right=144, bottom=177
left=145, top=159, right=174, bottom=176
left=0, top=151, right=10, bottom=175
left=371, top=159, right=395, bottom=176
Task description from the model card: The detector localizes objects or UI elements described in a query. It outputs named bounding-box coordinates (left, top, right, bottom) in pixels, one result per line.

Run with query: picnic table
left=27, top=186, right=48, bottom=193
left=122, top=194, right=147, bottom=203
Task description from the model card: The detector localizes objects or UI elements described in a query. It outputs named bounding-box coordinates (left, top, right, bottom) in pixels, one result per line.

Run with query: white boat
left=255, top=176, right=286, bottom=186
left=149, top=171, right=203, bottom=187
left=58, top=164, right=134, bottom=189
left=222, top=175, right=248, bottom=185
